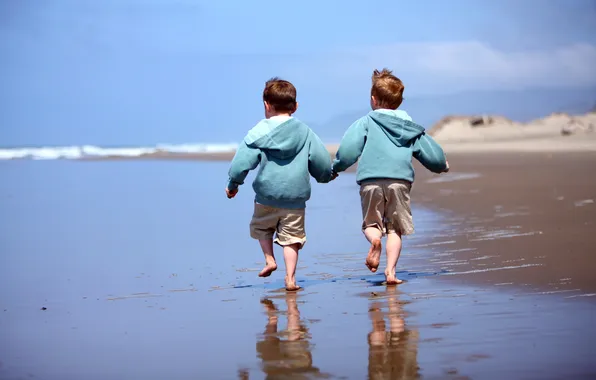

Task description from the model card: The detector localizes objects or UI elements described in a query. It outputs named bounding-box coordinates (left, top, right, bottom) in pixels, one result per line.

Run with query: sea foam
left=0, top=143, right=239, bottom=160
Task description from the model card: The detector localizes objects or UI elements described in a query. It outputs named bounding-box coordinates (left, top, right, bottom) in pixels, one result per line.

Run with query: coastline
left=3, top=130, right=596, bottom=162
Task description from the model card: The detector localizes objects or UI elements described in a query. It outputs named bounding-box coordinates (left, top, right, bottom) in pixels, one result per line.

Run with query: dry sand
left=426, top=111, right=596, bottom=152
left=429, top=111, right=596, bottom=143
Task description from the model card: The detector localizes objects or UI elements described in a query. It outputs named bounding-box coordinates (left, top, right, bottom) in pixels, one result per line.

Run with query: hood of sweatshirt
left=244, top=118, right=309, bottom=160
left=368, top=110, right=425, bottom=147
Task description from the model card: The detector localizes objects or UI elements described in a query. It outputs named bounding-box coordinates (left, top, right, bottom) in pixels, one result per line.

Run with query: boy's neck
left=267, top=112, right=293, bottom=119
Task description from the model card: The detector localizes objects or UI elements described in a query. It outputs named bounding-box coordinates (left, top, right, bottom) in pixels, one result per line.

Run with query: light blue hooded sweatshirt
left=332, top=109, right=447, bottom=184
left=227, top=117, right=333, bottom=209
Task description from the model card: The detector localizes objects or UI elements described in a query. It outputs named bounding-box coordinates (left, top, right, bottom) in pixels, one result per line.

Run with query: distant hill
left=314, top=87, right=596, bottom=142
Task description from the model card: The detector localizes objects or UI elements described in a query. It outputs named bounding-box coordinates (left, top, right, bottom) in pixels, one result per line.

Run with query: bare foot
left=258, top=262, right=277, bottom=277
left=365, top=239, right=382, bottom=272
left=285, top=276, right=301, bottom=291
left=260, top=298, right=277, bottom=312
left=385, top=269, right=403, bottom=285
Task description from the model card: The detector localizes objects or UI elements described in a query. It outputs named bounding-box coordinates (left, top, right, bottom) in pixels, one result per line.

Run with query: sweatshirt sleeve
left=308, top=132, right=333, bottom=183
left=412, top=133, right=448, bottom=173
left=227, top=141, right=261, bottom=191
left=332, top=117, right=368, bottom=173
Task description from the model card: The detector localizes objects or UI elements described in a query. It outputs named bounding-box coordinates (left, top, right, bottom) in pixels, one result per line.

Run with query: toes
left=284, top=279, right=301, bottom=291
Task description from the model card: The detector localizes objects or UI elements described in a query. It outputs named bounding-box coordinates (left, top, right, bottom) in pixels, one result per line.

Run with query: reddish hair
left=371, top=68, right=404, bottom=109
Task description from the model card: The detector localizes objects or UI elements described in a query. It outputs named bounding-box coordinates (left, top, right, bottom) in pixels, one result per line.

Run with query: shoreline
left=2, top=133, right=596, bottom=162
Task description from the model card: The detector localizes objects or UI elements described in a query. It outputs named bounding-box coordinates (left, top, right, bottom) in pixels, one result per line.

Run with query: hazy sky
left=1, top=0, right=595, bottom=145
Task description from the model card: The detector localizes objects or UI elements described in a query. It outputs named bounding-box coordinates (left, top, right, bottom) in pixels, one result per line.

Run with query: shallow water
left=1, top=161, right=595, bottom=379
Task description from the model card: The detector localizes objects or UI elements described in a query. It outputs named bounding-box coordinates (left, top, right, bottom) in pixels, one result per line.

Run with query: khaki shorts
left=250, top=203, right=306, bottom=248
left=360, top=179, right=414, bottom=236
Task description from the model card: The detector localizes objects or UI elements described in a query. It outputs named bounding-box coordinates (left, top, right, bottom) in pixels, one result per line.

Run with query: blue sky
left=1, top=0, right=595, bottom=146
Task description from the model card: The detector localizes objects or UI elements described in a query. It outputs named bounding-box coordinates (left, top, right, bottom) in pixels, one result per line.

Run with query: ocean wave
left=0, top=143, right=239, bottom=160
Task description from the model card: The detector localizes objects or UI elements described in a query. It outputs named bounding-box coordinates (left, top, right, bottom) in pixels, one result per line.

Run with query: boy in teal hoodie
left=226, top=78, right=333, bottom=291
left=332, top=69, right=450, bottom=285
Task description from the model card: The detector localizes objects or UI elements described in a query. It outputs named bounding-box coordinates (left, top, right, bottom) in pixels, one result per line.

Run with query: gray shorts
left=359, top=179, right=414, bottom=236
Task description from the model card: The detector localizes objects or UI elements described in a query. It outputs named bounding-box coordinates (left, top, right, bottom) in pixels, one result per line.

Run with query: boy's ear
left=293, top=101, right=299, bottom=114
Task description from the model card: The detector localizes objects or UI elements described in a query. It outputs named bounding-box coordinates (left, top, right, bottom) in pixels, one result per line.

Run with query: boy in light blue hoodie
left=332, top=69, right=450, bottom=285
left=226, top=78, right=333, bottom=291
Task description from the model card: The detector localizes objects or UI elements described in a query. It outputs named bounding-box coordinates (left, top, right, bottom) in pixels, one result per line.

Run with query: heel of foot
left=385, top=276, right=403, bottom=285
left=366, top=239, right=383, bottom=272
left=285, top=276, right=301, bottom=291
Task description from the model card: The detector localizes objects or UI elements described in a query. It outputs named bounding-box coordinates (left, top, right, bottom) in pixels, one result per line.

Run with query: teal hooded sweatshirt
left=332, top=109, right=447, bottom=184
left=227, top=117, right=333, bottom=209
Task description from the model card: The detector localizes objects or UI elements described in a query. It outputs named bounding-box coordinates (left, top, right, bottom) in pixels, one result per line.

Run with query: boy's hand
left=330, top=170, right=339, bottom=181
left=443, top=161, right=450, bottom=173
left=226, top=187, right=238, bottom=199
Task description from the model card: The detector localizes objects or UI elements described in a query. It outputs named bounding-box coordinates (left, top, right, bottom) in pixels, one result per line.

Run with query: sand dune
left=427, top=110, right=596, bottom=152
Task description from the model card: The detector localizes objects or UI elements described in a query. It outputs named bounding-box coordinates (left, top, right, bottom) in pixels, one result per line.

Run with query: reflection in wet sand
left=254, top=293, right=328, bottom=379
left=368, top=287, right=420, bottom=380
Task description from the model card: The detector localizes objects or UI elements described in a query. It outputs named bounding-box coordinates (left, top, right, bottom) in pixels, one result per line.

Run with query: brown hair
left=263, top=77, right=297, bottom=113
left=371, top=68, right=404, bottom=109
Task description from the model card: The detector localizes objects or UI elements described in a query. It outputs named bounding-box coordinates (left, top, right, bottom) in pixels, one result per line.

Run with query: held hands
left=330, top=169, right=339, bottom=181
left=226, top=187, right=238, bottom=199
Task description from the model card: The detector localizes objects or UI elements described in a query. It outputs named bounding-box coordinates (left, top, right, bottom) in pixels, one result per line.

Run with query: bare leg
left=286, top=293, right=302, bottom=341
left=385, top=232, right=403, bottom=285
left=260, top=299, right=279, bottom=335
left=364, top=227, right=383, bottom=272
left=386, top=286, right=405, bottom=333
left=368, top=301, right=387, bottom=346
left=258, top=239, right=277, bottom=277
left=283, top=243, right=301, bottom=291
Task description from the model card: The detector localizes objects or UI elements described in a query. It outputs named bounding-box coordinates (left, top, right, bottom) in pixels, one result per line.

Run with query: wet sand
left=1, top=159, right=596, bottom=379
left=410, top=152, right=596, bottom=295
